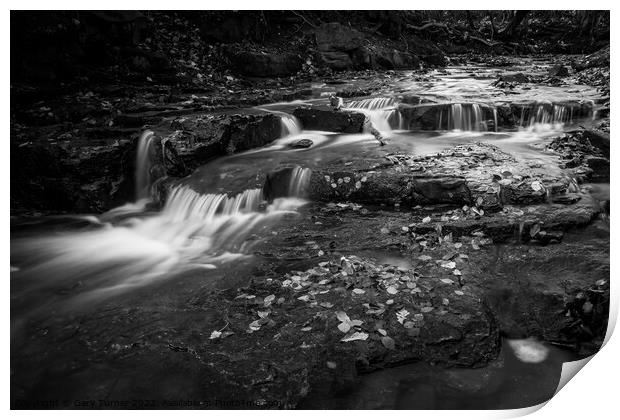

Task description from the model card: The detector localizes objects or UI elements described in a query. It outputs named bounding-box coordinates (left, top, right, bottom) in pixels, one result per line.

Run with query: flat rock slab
left=267, top=143, right=573, bottom=210
left=255, top=204, right=608, bottom=356
left=11, top=255, right=499, bottom=409
left=293, top=106, right=365, bottom=133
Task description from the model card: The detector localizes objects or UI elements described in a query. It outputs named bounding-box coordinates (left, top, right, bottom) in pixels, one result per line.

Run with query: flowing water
left=11, top=62, right=604, bottom=309
left=10, top=61, right=608, bottom=408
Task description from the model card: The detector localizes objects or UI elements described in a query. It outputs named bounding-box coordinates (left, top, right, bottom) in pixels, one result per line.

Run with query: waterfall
left=12, top=185, right=306, bottom=304
left=519, top=103, right=581, bottom=127
left=164, top=186, right=263, bottom=223
left=345, top=97, right=402, bottom=132
left=280, top=114, right=302, bottom=137
left=135, top=130, right=155, bottom=200
left=493, top=108, right=498, bottom=132
left=288, top=166, right=312, bottom=198
left=439, top=104, right=488, bottom=131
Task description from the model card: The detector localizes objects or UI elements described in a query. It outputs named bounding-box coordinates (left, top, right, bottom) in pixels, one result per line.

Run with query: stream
left=10, top=60, right=609, bottom=409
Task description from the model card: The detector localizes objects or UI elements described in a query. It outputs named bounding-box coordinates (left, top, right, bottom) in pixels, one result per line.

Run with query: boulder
left=315, top=22, right=364, bottom=53
left=289, top=138, right=313, bottom=149
left=167, top=113, right=281, bottom=168
left=10, top=130, right=190, bottom=214
left=293, top=106, right=365, bottom=133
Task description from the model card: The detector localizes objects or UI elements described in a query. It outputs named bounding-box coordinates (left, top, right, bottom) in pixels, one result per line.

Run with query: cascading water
left=280, top=114, right=302, bottom=137
left=11, top=161, right=313, bottom=307
left=288, top=166, right=313, bottom=198
left=439, top=103, right=489, bottom=131
left=345, top=97, right=402, bottom=132
left=518, top=102, right=589, bottom=127
left=135, top=130, right=156, bottom=200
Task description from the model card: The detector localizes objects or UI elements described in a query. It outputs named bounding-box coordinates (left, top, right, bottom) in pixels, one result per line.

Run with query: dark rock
left=497, top=72, right=530, bottom=83
left=582, top=129, right=610, bottom=157
left=316, top=22, right=364, bottom=52
left=293, top=106, right=365, bottom=133
left=548, top=64, right=569, bottom=77
left=228, top=51, right=303, bottom=77
left=167, top=113, right=281, bottom=168
left=10, top=254, right=500, bottom=408
left=290, top=138, right=313, bottom=149
left=572, top=45, right=610, bottom=71
left=315, top=23, right=365, bottom=70
left=267, top=143, right=573, bottom=211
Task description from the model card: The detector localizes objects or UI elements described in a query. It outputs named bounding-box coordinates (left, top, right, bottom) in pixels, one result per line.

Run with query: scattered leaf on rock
left=341, top=331, right=369, bottom=342
left=381, top=336, right=396, bottom=350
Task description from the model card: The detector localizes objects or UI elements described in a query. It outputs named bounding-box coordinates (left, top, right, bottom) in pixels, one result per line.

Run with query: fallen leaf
left=386, top=286, right=399, bottom=295
left=263, top=295, right=276, bottom=306
left=326, top=361, right=337, bottom=369
left=335, top=311, right=350, bottom=323
left=454, top=290, right=465, bottom=296
left=441, top=261, right=456, bottom=269
left=341, top=331, right=369, bottom=342
left=377, top=328, right=387, bottom=336
left=352, top=288, right=366, bottom=295
left=396, top=309, right=410, bottom=324
left=422, top=216, right=432, bottom=223
left=381, top=336, right=396, bottom=350
left=209, top=331, right=222, bottom=339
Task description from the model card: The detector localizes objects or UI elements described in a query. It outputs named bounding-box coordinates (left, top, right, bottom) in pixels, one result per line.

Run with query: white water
left=438, top=103, right=489, bottom=131
left=13, top=143, right=314, bottom=305
left=288, top=166, right=313, bottom=197
left=13, top=187, right=306, bottom=304
left=345, top=97, right=403, bottom=132
left=280, top=114, right=302, bottom=137
left=507, top=338, right=550, bottom=363
left=135, top=130, right=155, bottom=200
left=518, top=102, right=592, bottom=127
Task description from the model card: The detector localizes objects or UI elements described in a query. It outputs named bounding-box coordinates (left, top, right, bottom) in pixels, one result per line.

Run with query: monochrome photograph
left=10, top=8, right=610, bottom=410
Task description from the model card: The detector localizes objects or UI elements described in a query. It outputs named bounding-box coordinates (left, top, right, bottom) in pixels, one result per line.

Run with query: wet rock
left=277, top=143, right=570, bottom=210
left=496, top=72, right=530, bottom=84
left=166, top=113, right=281, bottom=168
left=409, top=195, right=602, bottom=242
left=465, top=226, right=609, bottom=355
left=572, top=45, right=610, bottom=71
left=548, top=64, right=569, bottom=77
left=289, top=138, right=313, bottom=149
left=548, top=129, right=609, bottom=181
left=293, top=106, right=365, bottom=133
left=11, top=253, right=500, bottom=408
